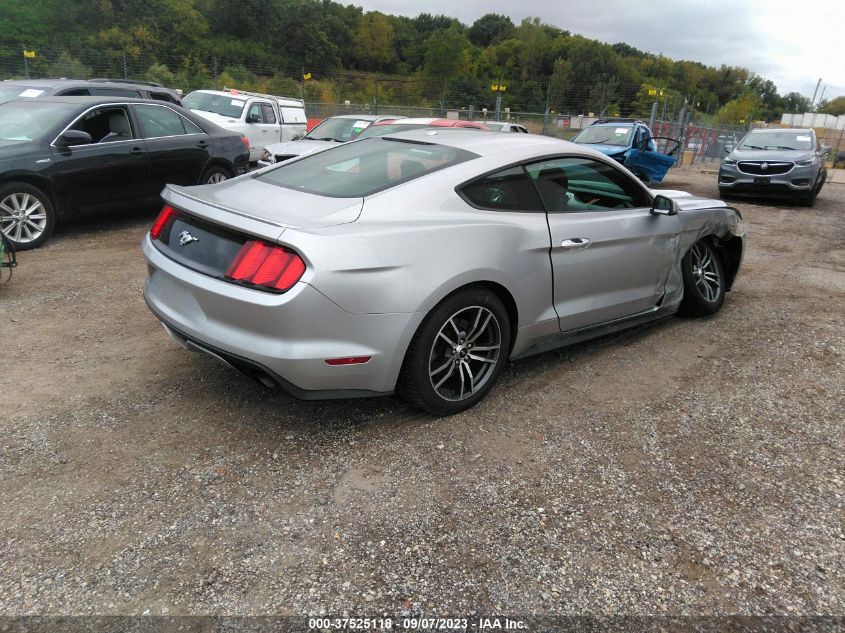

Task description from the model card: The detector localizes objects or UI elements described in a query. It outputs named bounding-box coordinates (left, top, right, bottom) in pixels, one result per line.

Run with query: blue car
left=571, top=119, right=678, bottom=184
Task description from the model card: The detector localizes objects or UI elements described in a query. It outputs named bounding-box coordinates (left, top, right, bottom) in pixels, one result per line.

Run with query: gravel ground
left=1, top=169, right=843, bottom=621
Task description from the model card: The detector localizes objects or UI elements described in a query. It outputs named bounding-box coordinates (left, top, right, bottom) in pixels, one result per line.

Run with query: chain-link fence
left=7, top=42, right=841, bottom=173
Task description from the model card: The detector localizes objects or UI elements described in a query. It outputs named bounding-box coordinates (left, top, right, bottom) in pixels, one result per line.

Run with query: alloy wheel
left=0, top=192, right=47, bottom=245
left=428, top=305, right=502, bottom=402
left=207, top=172, right=228, bottom=184
left=690, top=243, right=721, bottom=302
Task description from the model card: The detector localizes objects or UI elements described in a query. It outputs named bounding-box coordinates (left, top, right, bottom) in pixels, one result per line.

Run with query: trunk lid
left=162, top=179, right=364, bottom=230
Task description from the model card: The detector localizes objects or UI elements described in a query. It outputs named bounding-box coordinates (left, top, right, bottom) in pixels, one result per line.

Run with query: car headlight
left=260, top=148, right=274, bottom=163
left=795, top=159, right=814, bottom=167
left=723, top=159, right=737, bottom=166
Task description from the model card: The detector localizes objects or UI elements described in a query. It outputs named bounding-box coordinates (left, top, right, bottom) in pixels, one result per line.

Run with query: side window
left=69, top=106, right=133, bottom=143
left=525, top=157, right=650, bottom=212
left=247, top=103, right=264, bottom=123
left=460, top=166, right=543, bottom=211
left=261, top=104, right=277, bottom=124
left=135, top=104, right=194, bottom=138
left=280, top=106, right=307, bottom=124
left=91, top=88, right=142, bottom=98
left=148, top=91, right=179, bottom=105
left=57, top=88, right=90, bottom=96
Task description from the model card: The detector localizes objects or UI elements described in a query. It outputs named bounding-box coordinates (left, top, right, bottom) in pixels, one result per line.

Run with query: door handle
left=130, top=146, right=144, bottom=155
left=197, top=140, right=210, bottom=148
left=560, top=238, right=591, bottom=249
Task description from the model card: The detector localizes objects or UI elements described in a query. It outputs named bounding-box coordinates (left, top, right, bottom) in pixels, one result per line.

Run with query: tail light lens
left=150, top=205, right=178, bottom=240
left=226, top=240, right=305, bottom=292
left=240, top=135, right=250, bottom=150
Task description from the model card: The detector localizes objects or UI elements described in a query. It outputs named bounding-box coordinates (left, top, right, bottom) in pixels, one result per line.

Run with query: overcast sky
left=346, top=0, right=843, bottom=102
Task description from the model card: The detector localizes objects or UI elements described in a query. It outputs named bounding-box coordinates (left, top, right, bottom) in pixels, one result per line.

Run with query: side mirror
left=820, top=145, right=831, bottom=158
left=55, top=130, right=92, bottom=147
left=723, top=146, right=731, bottom=154
left=651, top=194, right=679, bottom=216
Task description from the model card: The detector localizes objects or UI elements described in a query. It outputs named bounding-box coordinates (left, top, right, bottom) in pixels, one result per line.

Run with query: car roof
left=375, top=127, right=568, bottom=156
left=1, top=78, right=171, bottom=91
left=325, top=114, right=395, bottom=122
left=12, top=96, right=179, bottom=107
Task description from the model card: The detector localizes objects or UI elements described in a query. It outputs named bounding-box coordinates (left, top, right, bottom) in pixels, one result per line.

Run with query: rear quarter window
left=255, top=137, right=477, bottom=198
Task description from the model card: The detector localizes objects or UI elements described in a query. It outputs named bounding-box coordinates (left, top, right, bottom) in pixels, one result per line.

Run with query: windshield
left=0, top=85, right=50, bottom=104
left=482, top=122, right=506, bottom=131
left=355, top=123, right=432, bottom=140
left=183, top=91, right=245, bottom=118
left=572, top=125, right=633, bottom=147
left=255, top=137, right=477, bottom=198
left=0, top=100, right=76, bottom=141
left=739, top=130, right=814, bottom=151
left=306, top=117, right=372, bottom=142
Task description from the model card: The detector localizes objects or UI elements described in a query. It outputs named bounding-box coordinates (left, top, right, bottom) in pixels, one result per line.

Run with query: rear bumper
left=142, top=235, right=420, bottom=397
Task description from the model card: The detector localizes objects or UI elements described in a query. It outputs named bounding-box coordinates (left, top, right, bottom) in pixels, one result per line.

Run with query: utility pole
left=817, top=85, right=826, bottom=109
left=648, top=101, right=658, bottom=131
left=440, top=77, right=447, bottom=117
left=810, top=77, right=822, bottom=109
left=492, top=80, right=506, bottom=121
left=373, top=77, right=379, bottom=115
left=543, top=78, right=552, bottom=136
left=122, top=52, right=128, bottom=80
left=598, top=81, right=607, bottom=117
left=23, top=51, right=30, bottom=79
left=300, top=66, right=305, bottom=102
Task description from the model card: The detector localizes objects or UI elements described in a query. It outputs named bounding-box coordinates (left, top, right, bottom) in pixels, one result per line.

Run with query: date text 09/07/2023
left=308, top=617, right=528, bottom=630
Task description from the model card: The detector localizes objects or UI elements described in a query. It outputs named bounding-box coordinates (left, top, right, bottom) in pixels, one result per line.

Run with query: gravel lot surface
left=1, top=169, right=843, bottom=620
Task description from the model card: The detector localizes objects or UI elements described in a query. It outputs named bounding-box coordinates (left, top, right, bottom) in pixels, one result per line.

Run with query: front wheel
left=679, top=240, right=725, bottom=316
left=400, top=288, right=511, bottom=416
left=0, top=182, right=55, bottom=251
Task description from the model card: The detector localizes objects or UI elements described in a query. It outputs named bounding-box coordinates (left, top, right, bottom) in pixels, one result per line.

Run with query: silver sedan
left=142, top=130, right=745, bottom=415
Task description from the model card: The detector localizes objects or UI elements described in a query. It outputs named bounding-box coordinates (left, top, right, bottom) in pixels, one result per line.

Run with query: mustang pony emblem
left=178, top=230, right=199, bottom=246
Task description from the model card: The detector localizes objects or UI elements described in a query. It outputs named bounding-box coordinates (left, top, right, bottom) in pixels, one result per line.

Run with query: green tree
left=819, top=96, right=845, bottom=116
left=468, top=14, right=514, bottom=47
left=716, top=91, right=760, bottom=124
left=352, top=13, right=395, bottom=71
left=424, top=26, right=473, bottom=79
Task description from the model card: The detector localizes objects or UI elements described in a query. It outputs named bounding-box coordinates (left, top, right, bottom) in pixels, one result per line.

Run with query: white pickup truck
left=182, top=89, right=307, bottom=162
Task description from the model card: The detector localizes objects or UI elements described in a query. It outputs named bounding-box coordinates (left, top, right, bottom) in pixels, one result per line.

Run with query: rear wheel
left=201, top=166, right=231, bottom=185
left=0, top=182, right=55, bottom=251
left=679, top=240, right=725, bottom=316
left=401, top=288, right=511, bottom=416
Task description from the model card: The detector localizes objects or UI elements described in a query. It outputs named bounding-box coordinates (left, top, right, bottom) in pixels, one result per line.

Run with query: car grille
left=737, top=161, right=793, bottom=175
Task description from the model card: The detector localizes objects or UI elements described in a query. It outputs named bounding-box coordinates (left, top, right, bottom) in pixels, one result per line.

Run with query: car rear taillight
left=240, top=135, right=250, bottom=150
left=225, top=240, right=305, bottom=292
left=150, top=205, right=178, bottom=240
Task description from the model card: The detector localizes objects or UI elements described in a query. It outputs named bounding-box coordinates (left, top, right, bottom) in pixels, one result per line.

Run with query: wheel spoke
left=467, top=353, right=496, bottom=363
left=467, top=312, right=492, bottom=343
left=433, top=363, right=455, bottom=390
left=9, top=195, right=21, bottom=212
left=0, top=201, right=16, bottom=214
left=470, top=344, right=500, bottom=352
left=458, top=362, right=466, bottom=399
left=437, top=331, right=456, bottom=347
left=430, top=358, right=453, bottom=378
left=14, top=221, right=23, bottom=241
left=462, top=360, right=475, bottom=391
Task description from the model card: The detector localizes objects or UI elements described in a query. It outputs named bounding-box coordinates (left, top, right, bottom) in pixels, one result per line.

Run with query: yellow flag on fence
left=23, top=50, right=36, bottom=58
left=303, top=72, right=312, bottom=80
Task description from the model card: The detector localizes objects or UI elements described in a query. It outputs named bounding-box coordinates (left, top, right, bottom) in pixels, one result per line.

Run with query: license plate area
left=753, top=176, right=771, bottom=185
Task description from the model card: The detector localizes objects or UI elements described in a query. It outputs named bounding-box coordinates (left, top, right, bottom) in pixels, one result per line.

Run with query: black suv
left=0, top=79, right=181, bottom=106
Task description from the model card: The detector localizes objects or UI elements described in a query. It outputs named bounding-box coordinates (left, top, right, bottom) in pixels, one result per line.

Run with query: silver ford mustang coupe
left=142, top=129, right=745, bottom=415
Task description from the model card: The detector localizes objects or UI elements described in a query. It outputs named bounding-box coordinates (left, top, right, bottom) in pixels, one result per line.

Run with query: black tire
left=400, top=288, right=511, bottom=416
left=718, top=188, right=733, bottom=201
left=679, top=239, right=726, bottom=317
left=801, top=173, right=824, bottom=207
left=0, top=181, right=55, bottom=251
left=200, top=165, right=231, bottom=185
